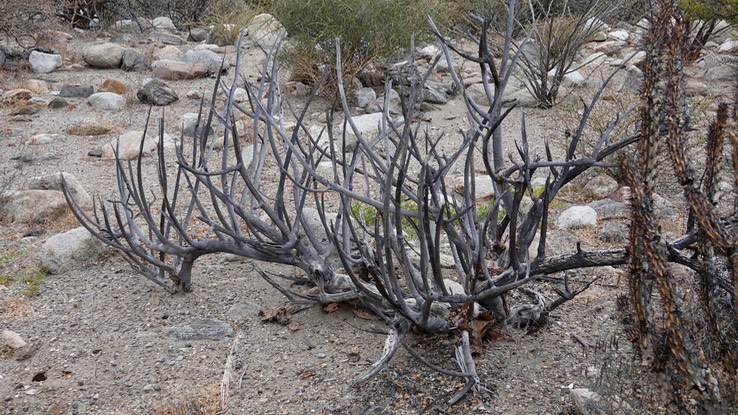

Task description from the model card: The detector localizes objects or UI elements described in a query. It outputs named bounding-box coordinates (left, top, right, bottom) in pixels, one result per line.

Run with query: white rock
left=26, top=133, right=61, bottom=145
left=247, top=13, right=287, bottom=49
left=581, top=52, right=608, bottom=69
left=556, top=206, right=597, bottom=229
left=152, top=16, right=177, bottom=32
left=180, top=49, right=229, bottom=73
left=40, top=227, right=108, bottom=274
left=607, top=30, right=630, bottom=42
left=153, top=45, right=182, bottom=61
left=718, top=39, right=738, bottom=54
left=29, top=51, right=62, bottom=74
left=82, top=43, right=125, bottom=68
left=27, top=172, right=93, bottom=208
left=1, top=330, right=26, bottom=349
left=102, top=130, right=173, bottom=160
left=87, top=92, right=126, bottom=111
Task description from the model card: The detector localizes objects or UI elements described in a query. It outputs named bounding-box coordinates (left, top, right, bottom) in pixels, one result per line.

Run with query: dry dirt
left=0, top=28, right=722, bottom=415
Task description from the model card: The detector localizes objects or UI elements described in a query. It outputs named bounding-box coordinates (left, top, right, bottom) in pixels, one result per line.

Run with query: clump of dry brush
left=63, top=0, right=737, bottom=409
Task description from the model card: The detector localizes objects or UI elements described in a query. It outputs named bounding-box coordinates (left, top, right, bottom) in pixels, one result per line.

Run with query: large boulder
left=40, top=227, right=108, bottom=274
left=29, top=51, right=62, bottom=74
left=82, top=43, right=125, bottom=69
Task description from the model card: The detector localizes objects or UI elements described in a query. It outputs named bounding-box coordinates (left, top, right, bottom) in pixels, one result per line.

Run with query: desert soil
left=0, top=25, right=718, bottom=415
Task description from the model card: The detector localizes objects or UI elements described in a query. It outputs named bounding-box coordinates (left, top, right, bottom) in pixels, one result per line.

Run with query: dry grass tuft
left=152, top=384, right=223, bottom=415
left=0, top=298, right=33, bottom=317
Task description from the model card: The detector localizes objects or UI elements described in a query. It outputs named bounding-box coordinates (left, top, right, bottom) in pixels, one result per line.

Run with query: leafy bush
left=680, top=0, right=738, bottom=23
left=251, top=0, right=455, bottom=100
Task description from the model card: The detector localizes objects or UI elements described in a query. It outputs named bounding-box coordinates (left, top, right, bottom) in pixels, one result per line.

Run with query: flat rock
left=587, top=199, right=629, bottom=216
left=149, top=30, right=186, bottom=45
left=59, top=84, right=94, bottom=98
left=29, top=51, right=61, bottom=74
left=137, top=79, right=179, bottom=105
left=152, top=60, right=209, bottom=80
left=48, top=97, right=68, bottom=109
left=582, top=174, right=619, bottom=199
left=166, top=318, right=234, bottom=341
left=87, top=92, right=126, bottom=111
left=82, top=43, right=125, bottom=69
left=40, top=227, right=108, bottom=274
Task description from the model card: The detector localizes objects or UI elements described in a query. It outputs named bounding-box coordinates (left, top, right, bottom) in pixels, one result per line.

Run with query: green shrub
left=250, top=0, right=457, bottom=100
left=679, top=0, right=738, bottom=23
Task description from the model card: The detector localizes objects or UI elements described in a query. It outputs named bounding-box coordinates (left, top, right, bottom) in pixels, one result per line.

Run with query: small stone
left=121, top=49, right=147, bottom=72
left=142, top=383, right=161, bottom=392
left=48, top=97, right=68, bottom=109
left=317, top=352, right=327, bottom=359
left=1, top=330, right=27, bottom=349
left=149, top=30, right=186, bottom=45
left=188, top=28, right=209, bottom=42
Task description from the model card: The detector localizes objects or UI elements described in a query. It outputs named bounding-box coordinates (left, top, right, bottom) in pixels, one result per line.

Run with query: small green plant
left=21, top=266, right=50, bottom=296
left=0, top=252, right=50, bottom=296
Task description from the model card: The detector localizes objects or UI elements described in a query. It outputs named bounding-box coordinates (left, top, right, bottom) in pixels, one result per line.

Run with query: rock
left=82, top=43, right=125, bottom=68
left=421, top=80, right=451, bottom=104
left=505, top=86, right=538, bottom=108
left=582, top=175, right=619, bottom=199
left=556, top=206, right=597, bottom=229
left=137, top=79, right=179, bottom=106
left=597, top=221, right=629, bottom=244
left=718, top=39, right=738, bottom=54
left=66, top=122, right=117, bottom=136
left=40, top=227, right=107, bottom=274
left=465, top=83, right=493, bottom=108
left=48, top=97, right=68, bottom=109
left=188, top=28, right=209, bottom=42
left=549, top=69, right=586, bottom=88
left=29, top=51, right=62, bottom=73
left=1, top=330, right=26, bottom=349
left=453, top=175, right=495, bottom=199
left=247, top=13, right=288, bottom=49
left=178, top=112, right=214, bottom=137
left=233, top=87, right=248, bottom=102
left=0, top=49, right=5, bottom=68
left=376, top=89, right=402, bottom=115
left=653, top=193, right=676, bottom=219
left=180, top=49, right=229, bottom=73
left=149, top=30, right=186, bottom=45
left=99, top=79, right=130, bottom=94
left=619, top=66, right=643, bottom=91
left=593, top=40, right=622, bottom=55
left=570, top=388, right=612, bottom=415
left=705, top=64, right=736, bottom=82
left=338, top=112, right=404, bottom=152
left=142, top=384, right=161, bottom=393
left=87, top=92, right=126, bottom=111
left=166, top=318, right=234, bottom=341
left=607, top=29, right=630, bottom=42
left=581, top=52, right=608, bottom=69
left=226, top=302, right=263, bottom=322
left=193, top=43, right=220, bottom=52
left=27, top=133, right=61, bottom=145
left=27, top=172, right=92, bottom=208
left=152, top=59, right=210, bottom=80
left=121, top=49, right=147, bottom=72
left=352, top=87, right=377, bottom=109
left=587, top=199, right=629, bottom=216
left=0, top=190, right=68, bottom=223
left=153, top=45, right=182, bottom=61
left=101, top=130, right=172, bottom=160
left=152, top=16, right=177, bottom=32
left=59, top=84, right=94, bottom=98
